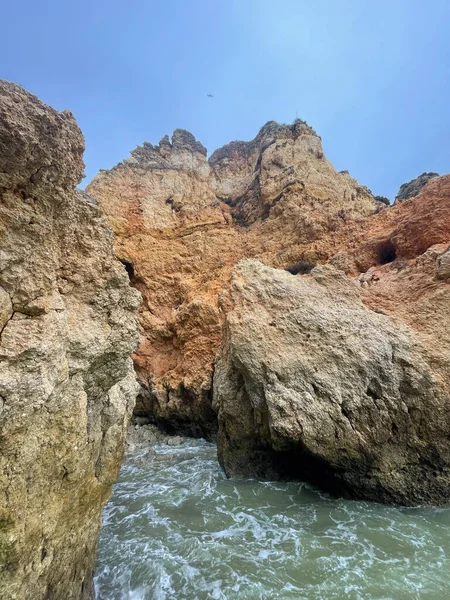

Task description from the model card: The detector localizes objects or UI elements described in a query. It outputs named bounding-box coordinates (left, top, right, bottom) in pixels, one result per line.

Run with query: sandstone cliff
left=213, top=257, right=450, bottom=505
left=86, top=111, right=450, bottom=505
left=87, top=121, right=379, bottom=435
left=320, top=173, right=450, bottom=274
left=212, top=172, right=450, bottom=505
left=0, top=82, right=140, bottom=599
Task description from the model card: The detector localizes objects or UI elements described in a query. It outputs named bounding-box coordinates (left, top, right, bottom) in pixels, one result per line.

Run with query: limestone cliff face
left=87, top=130, right=237, bottom=434
left=84, top=110, right=450, bottom=505
left=87, top=121, right=379, bottom=434
left=0, top=81, right=140, bottom=599
left=214, top=258, right=450, bottom=505
left=317, top=173, right=450, bottom=277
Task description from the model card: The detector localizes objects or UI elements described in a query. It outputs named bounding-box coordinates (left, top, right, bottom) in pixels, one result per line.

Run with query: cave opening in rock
left=224, top=441, right=358, bottom=500
left=119, top=259, right=142, bottom=287
left=121, top=259, right=135, bottom=280
left=269, top=446, right=355, bottom=499
left=378, top=240, right=397, bottom=265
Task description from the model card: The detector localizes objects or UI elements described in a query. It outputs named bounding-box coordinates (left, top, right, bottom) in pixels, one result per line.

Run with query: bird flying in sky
left=207, top=94, right=214, bottom=98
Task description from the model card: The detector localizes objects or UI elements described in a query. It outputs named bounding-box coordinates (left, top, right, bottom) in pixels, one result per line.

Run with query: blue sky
left=2, top=0, right=449, bottom=198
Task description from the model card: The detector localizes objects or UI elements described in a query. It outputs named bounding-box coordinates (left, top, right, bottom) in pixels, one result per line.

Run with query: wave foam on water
left=95, top=440, right=450, bottom=600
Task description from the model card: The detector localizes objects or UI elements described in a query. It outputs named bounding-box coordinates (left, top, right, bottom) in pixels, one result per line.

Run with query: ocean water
left=95, top=440, right=450, bottom=600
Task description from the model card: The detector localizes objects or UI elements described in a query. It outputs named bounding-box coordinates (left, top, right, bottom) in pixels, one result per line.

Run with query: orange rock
left=87, top=123, right=450, bottom=436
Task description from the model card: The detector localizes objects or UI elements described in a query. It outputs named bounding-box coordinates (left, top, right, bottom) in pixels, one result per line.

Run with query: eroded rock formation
left=214, top=257, right=450, bottom=505
left=323, top=173, right=450, bottom=274
left=0, top=82, right=140, bottom=599
left=87, top=120, right=380, bottom=435
left=86, top=111, right=450, bottom=505
left=395, top=171, right=440, bottom=202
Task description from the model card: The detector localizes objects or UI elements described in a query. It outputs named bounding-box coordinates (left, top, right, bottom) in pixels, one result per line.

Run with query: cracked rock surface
left=0, top=81, right=140, bottom=599
left=214, top=260, right=450, bottom=506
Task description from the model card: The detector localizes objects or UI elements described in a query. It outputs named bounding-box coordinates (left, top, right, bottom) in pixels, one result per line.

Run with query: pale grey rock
left=436, top=247, right=450, bottom=280
left=0, top=81, right=140, bottom=599
left=214, top=260, right=450, bottom=506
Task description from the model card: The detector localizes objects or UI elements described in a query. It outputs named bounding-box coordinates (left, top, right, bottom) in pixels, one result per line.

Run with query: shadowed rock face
left=87, top=121, right=378, bottom=435
left=0, top=81, right=140, bottom=599
left=395, top=172, right=440, bottom=202
left=213, top=260, right=450, bottom=506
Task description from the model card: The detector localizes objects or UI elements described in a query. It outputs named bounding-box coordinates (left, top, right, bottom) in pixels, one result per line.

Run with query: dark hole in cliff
left=378, top=240, right=397, bottom=265
left=119, top=259, right=143, bottom=287
left=341, top=406, right=352, bottom=420
left=249, top=445, right=357, bottom=500
left=120, top=259, right=135, bottom=279
left=366, top=386, right=380, bottom=400
left=285, top=261, right=316, bottom=275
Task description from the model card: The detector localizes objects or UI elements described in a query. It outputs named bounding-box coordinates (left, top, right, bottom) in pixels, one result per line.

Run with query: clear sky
left=2, top=0, right=449, bottom=198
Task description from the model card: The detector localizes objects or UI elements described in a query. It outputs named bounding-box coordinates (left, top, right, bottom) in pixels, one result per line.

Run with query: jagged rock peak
left=395, top=171, right=440, bottom=202
left=115, top=129, right=207, bottom=171
left=209, top=119, right=318, bottom=166
left=114, top=119, right=319, bottom=172
left=171, top=128, right=207, bottom=155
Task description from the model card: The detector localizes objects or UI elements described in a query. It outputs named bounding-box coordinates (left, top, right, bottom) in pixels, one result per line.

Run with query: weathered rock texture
left=0, top=82, right=140, bottom=599
left=395, top=171, right=440, bottom=202
left=87, top=120, right=379, bottom=435
left=323, top=173, right=450, bottom=275
left=86, top=109, right=450, bottom=504
left=214, top=259, right=450, bottom=505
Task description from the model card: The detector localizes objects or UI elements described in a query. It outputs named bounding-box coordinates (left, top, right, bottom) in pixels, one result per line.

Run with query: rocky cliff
left=86, top=114, right=450, bottom=505
left=0, top=82, right=140, bottom=599
left=87, top=120, right=380, bottom=435
left=213, top=170, right=450, bottom=505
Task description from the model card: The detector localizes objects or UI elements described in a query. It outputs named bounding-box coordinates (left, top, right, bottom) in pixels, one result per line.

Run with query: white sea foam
left=95, top=440, right=450, bottom=600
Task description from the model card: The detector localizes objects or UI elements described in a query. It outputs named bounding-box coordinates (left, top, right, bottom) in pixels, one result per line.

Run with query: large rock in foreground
left=0, top=82, right=140, bottom=598
left=214, top=260, right=450, bottom=505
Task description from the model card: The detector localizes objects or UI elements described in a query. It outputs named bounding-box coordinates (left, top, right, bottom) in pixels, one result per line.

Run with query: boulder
left=213, top=260, right=450, bottom=506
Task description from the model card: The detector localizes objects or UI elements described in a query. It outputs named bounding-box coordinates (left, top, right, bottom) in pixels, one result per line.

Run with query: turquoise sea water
left=95, top=440, right=450, bottom=600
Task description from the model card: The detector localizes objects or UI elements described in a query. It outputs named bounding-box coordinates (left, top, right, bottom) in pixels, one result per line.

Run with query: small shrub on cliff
left=375, top=196, right=390, bottom=206
left=285, top=261, right=316, bottom=275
